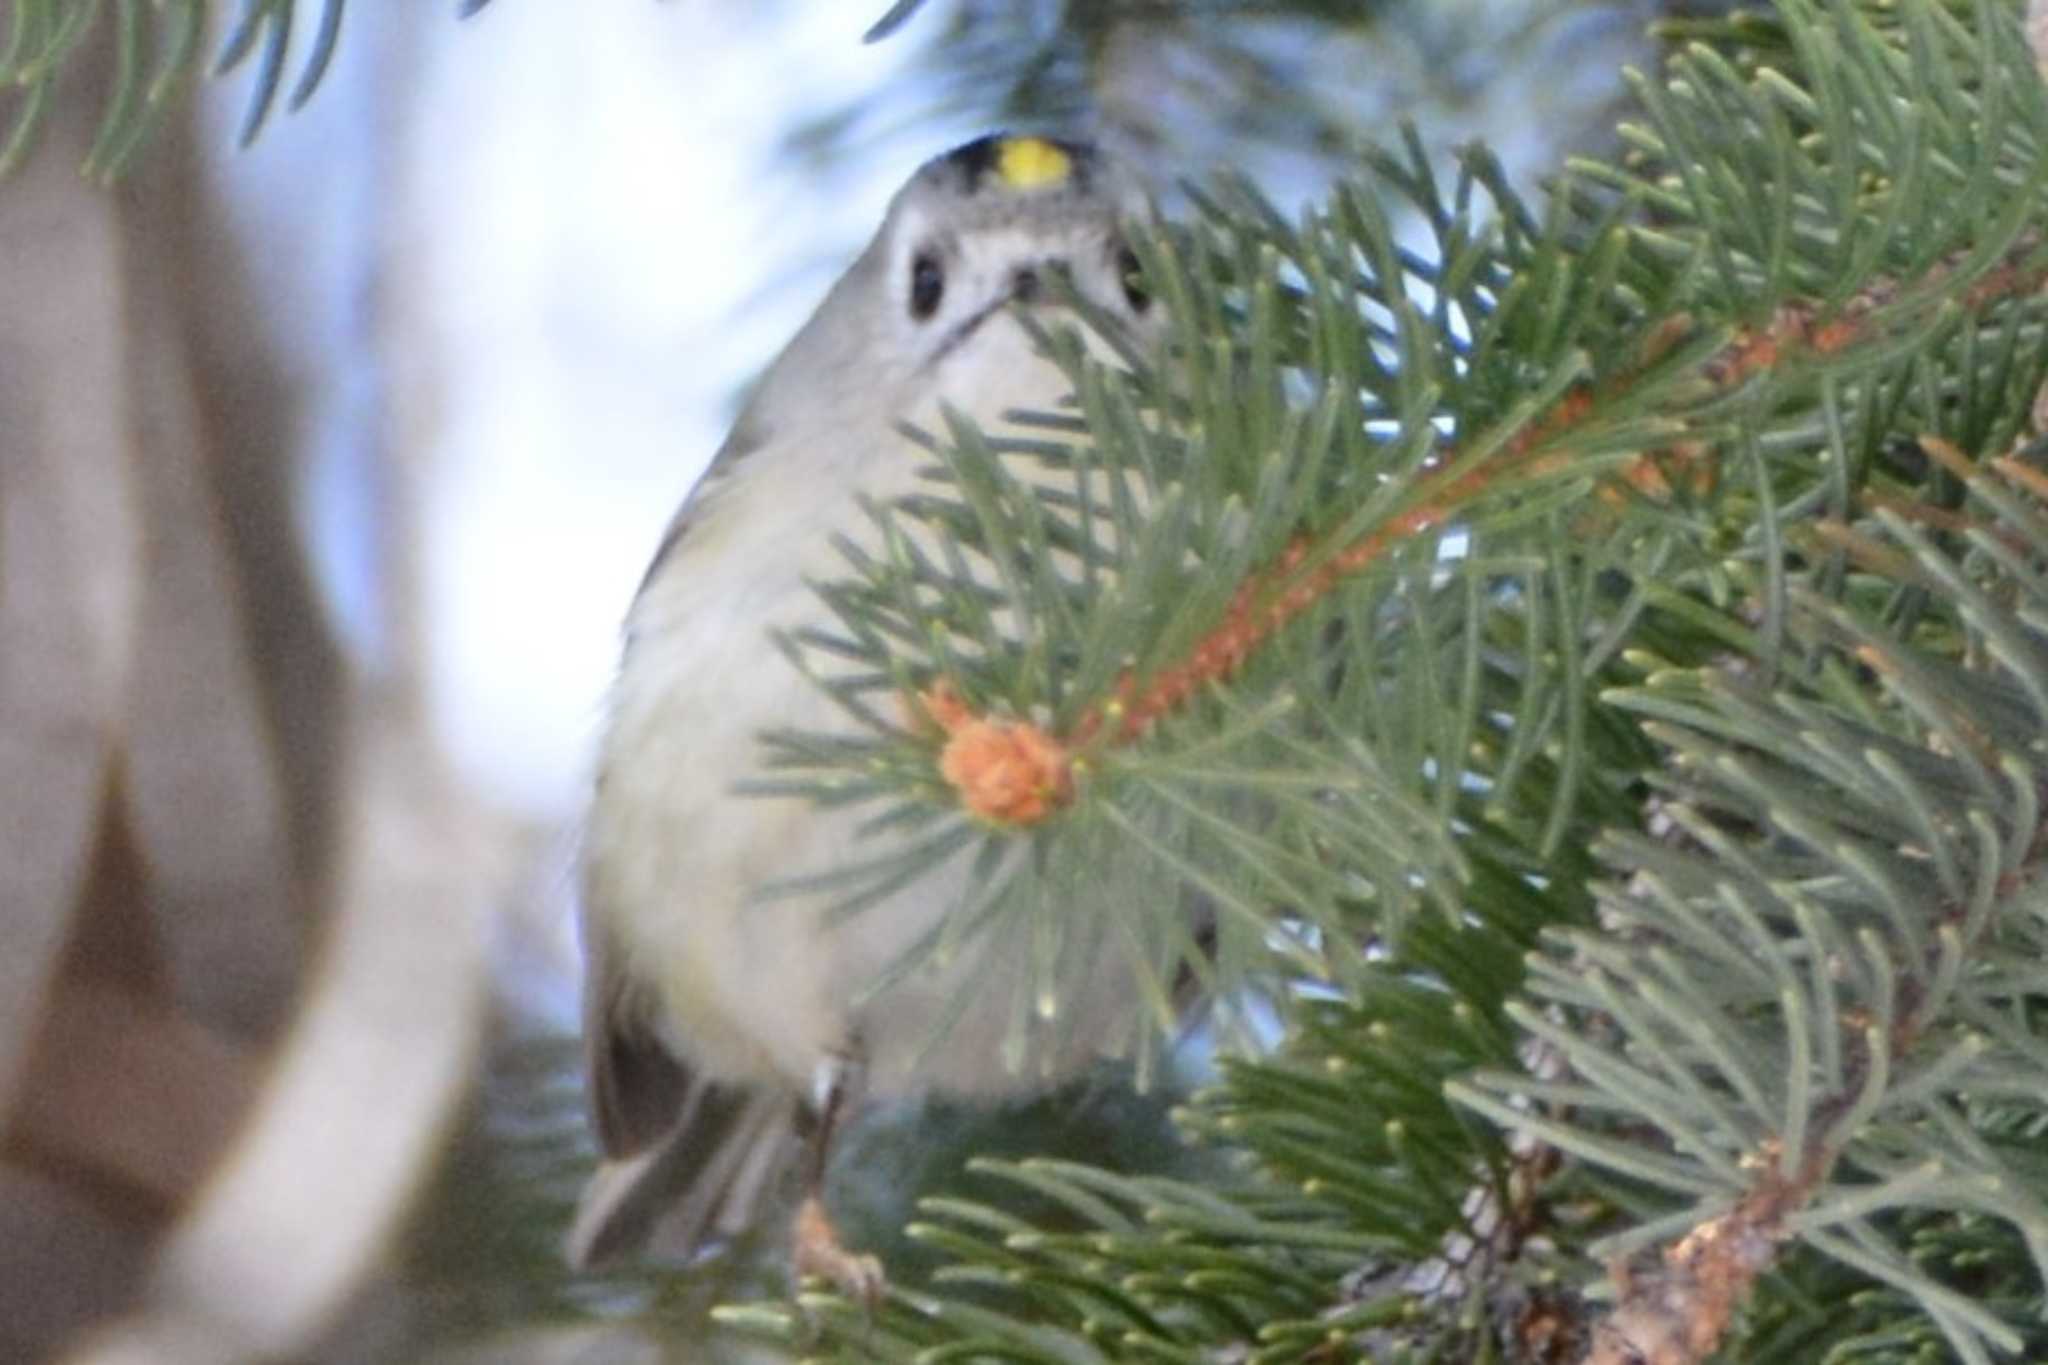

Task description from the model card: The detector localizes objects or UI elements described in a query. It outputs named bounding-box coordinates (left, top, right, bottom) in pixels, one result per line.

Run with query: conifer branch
left=749, top=2, right=2048, bottom=1359
left=1461, top=434, right=2048, bottom=1362
left=0, top=1, right=495, bottom=178
left=926, top=237, right=2048, bottom=827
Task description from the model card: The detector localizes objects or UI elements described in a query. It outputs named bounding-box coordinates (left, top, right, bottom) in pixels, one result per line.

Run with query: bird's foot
left=793, top=1193, right=885, bottom=1307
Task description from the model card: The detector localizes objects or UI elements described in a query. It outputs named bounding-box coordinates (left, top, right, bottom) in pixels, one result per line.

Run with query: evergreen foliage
left=0, top=0, right=491, bottom=178
left=720, top=1, right=2048, bottom=1358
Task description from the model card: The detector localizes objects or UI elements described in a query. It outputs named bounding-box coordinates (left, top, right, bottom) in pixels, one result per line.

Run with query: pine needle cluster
left=0, top=0, right=494, bottom=178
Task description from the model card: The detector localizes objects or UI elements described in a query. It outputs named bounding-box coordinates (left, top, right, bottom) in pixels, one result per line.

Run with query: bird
left=568, top=134, right=1167, bottom=1296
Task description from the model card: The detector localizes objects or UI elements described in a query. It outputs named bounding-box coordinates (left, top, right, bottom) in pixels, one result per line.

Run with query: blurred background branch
left=1, top=8, right=507, bottom=1361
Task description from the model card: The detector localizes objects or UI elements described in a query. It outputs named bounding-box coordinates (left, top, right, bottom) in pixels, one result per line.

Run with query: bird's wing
left=628, top=412, right=771, bottom=601
left=580, top=901, right=690, bottom=1157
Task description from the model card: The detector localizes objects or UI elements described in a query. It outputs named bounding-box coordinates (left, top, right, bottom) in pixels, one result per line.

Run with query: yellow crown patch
left=994, top=137, right=1073, bottom=191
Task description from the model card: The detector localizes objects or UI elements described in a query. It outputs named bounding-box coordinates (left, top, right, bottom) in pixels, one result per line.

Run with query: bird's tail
left=565, top=1076, right=802, bottom=1270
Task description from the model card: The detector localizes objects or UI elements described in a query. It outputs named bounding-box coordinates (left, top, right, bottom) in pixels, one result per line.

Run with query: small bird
left=569, top=135, right=1166, bottom=1293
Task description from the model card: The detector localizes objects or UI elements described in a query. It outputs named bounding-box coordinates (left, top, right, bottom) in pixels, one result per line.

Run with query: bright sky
left=407, top=5, right=946, bottom=815
left=205, top=4, right=988, bottom=817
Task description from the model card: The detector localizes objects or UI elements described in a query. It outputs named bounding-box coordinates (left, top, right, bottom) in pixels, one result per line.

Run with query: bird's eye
left=909, top=250, right=945, bottom=320
left=1116, top=245, right=1150, bottom=314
